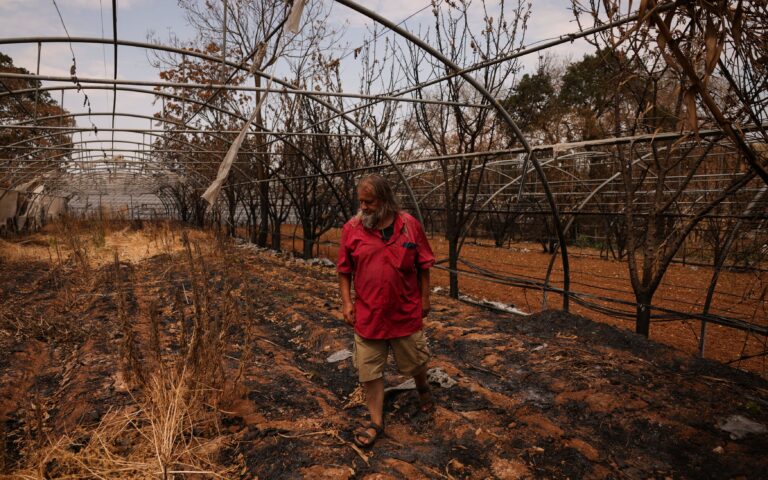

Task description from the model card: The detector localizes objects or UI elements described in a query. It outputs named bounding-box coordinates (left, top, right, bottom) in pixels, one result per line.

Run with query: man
left=337, top=174, right=436, bottom=448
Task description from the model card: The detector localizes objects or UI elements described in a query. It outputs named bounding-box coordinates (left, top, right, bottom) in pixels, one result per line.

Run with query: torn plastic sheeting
left=718, top=415, right=767, bottom=440
left=201, top=106, right=259, bottom=204
left=307, top=257, right=335, bottom=267
left=248, top=42, right=267, bottom=75
left=0, top=191, right=18, bottom=226
left=286, top=0, right=306, bottom=34
left=327, top=349, right=353, bottom=363
left=458, top=294, right=529, bottom=316
left=384, top=367, right=457, bottom=393
left=428, top=367, right=458, bottom=388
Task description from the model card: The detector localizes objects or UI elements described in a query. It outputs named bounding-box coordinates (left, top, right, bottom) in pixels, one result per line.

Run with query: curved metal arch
left=0, top=71, right=491, bottom=109
left=405, top=156, right=514, bottom=184
left=10, top=159, right=175, bottom=203
left=3, top=146, right=212, bottom=196
left=1, top=104, right=340, bottom=195
left=13, top=139, right=252, bottom=156
left=333, top=0, right=570, bottom=308
left=406, top=156, right=527, bottom=203
left=408, top=152, right=593, bottom=309
left=46, top=168, right=175, bottom=185
left=466, top=147, right=666, bottom=308
left=2, top=84, right=285, bottom=141
left=56, top=140, right=352, bottom=230
left=0, top=36, right=423, bottom=220
left=9, top=110, right=262, bottom=143
left=404, top=151, right=593, bottom=214
left=472, top=152, right=631, bottom=225
left=5, top=152, right=201, bottom=197
left=63, top=185, right=168, bottom=215
left=8, top=132, right=363, bottom=234
left=52, top=163, right=177, bottom=178
left=2, top=135, right=223, bottom=192
left=1, top=85, right=370, bottom=218
left=2, top=125, right=355, bottom=227
left=405, top=149, right=615, bottom=302
left=6, top=140, right=222, bottom=187
left=4, top=129, right=252, bottom=167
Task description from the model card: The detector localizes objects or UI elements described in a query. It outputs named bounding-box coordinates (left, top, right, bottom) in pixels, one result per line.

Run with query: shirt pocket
left=397, top=242, right=418, bottom=272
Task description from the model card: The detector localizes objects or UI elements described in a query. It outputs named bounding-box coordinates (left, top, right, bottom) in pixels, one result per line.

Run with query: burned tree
left=401, top=0, right=530, bottom=298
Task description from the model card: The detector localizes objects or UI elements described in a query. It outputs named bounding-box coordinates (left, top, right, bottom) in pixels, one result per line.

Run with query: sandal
left=353, top=421, right=384, bottom=448
left=417, top=385, right=435, bottom=413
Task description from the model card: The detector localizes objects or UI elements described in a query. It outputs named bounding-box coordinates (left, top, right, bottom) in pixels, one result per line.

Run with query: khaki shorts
left=354, top=330, right=430, bottom=382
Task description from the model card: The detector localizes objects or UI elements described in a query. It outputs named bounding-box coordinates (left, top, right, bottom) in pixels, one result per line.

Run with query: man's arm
left=339, top=272, right=355, bottom=326
left=418, top=268, right=431, bottom=317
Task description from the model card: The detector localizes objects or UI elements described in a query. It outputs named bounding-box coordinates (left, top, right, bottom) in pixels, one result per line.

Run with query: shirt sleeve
left=337, top=223, right=354, bottom=274
left=414, top=219, right=435, bottom=270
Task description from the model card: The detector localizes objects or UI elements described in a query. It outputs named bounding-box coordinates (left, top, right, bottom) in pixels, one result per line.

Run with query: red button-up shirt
left=337, top=212, right=435, bottom=339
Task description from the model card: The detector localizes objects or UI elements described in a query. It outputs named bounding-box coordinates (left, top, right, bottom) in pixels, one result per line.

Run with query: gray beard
left=360, top=209, right=382, bottom=229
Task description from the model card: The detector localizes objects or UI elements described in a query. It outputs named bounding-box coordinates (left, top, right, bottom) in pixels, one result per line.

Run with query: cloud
left=0, top=2, right=54, bottom=41
left=57, top=0, right=148, bottom=11
left=0, top=0, right=36, bottom=12
left=510, top=1, right=594, bottom=71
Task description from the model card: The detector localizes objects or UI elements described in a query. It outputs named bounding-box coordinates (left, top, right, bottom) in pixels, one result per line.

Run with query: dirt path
left=1, top=229, right=767, bottom=478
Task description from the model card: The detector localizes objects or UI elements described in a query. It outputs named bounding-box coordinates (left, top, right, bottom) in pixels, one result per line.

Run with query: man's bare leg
left=359, top=377, right=385, bottom=443
left=353, top=377, right=384, bottom=447
left=414, top=369, right=434, bottom=412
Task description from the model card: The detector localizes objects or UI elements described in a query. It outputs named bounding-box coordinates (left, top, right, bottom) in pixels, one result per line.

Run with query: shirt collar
left=360, top=212, right=405, bottom=244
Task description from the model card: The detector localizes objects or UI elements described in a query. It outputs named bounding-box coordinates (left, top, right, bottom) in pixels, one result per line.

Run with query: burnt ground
left=1, top=229, right=768, bottom=479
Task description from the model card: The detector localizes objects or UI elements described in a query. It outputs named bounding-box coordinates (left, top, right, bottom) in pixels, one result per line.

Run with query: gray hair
left=357, top=174, right=400, bottom=216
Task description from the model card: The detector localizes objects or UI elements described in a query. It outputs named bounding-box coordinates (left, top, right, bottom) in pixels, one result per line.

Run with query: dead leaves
left=343, top=384, right=365, bottom=410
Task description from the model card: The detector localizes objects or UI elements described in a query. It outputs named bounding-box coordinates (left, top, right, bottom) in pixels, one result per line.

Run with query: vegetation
left=2, top=0, right=766, bottom=373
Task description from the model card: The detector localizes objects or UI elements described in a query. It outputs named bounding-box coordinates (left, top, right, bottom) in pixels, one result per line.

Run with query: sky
left=0, top=0, right=595, bottom=170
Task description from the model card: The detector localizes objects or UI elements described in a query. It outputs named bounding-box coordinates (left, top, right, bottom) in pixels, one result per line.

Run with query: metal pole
left=111, top=0, right=118, bottom=155
left=0, top=71, right=490, bottom=107
left=221, top=0, right=228, bottom=83
left=34, top=41, right=41, bottom=123
left=699, top=186, right=768, bottom=357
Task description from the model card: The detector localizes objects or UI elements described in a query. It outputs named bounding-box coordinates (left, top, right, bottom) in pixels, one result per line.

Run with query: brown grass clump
left=3, top=221, right=250, bottom=477
left=14, top=370, right=236, bottom=479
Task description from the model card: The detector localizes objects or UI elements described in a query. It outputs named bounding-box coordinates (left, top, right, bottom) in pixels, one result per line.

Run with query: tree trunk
left=303, top=229, right=314, bottom=259
left=227, top=206, right=236, bottom=237
left=448, top=237, right=459, bottom=299
left=193, top=199, right=206, bottom=228
left=635, top=291, right=652, bottom=337
left=249, top=204, right=259, bottom=244
left=271, top=220, right=282, bottom=251
left=255, top=101, right=270, bottom=247
left=258, top=183, right=269, bottom=247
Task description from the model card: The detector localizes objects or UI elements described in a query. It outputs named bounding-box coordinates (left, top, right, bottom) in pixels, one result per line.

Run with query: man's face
left=358, top=184, right=382, bottom=229
left=357, top=185, right=380, bottom=216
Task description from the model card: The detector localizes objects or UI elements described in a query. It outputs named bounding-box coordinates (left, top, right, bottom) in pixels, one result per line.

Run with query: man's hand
left=342, top=301, right=356, bottom=326
left=418, top=268, right=431, bottom=319
left=422, top=295, right=431, bottom=318
left=339, top=273, right=355, bottom=327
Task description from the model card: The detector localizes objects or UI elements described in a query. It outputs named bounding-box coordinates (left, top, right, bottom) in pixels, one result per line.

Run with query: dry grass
left=3, top=217, right=249, bottom=478
left=14, top=371, right=236, bottom=479
left=1, top=214, right=194, bottom=270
